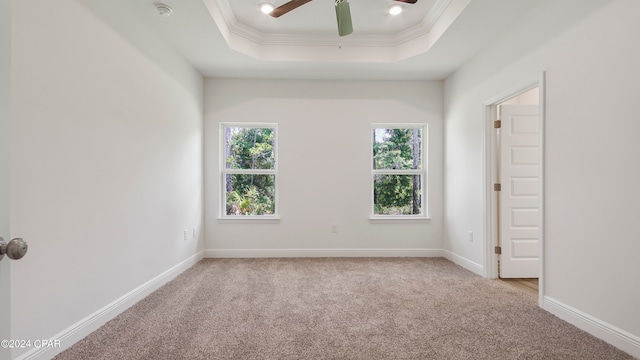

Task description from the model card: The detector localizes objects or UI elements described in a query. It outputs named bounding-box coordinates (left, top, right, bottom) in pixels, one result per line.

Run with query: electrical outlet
left=468, top=231, right=473, bottom=242
left=331, top=224, right=338, bottom=233
left=183, top=230, right=189, bottom=241
left=193, top=227, right=196, bottom=238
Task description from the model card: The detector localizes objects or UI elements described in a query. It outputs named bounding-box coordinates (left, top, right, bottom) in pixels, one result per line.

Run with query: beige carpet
left=55, top=258, right=634, bottom=359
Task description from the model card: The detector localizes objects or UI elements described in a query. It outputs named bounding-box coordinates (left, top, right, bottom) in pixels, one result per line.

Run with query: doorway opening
left=484, top=76, right=545, bottom=305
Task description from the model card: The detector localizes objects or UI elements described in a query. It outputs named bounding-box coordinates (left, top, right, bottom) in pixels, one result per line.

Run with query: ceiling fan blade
left=335, top=0, right=353, bottom=37
left=270, top=0, right=313, bottom=18
left=394, top=0, right=418, bottom=3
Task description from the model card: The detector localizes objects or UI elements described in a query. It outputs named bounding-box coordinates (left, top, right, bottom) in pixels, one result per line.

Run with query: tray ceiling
left=85, top=0, right=540, bottom=80
left=203, top=0, right=466, bottom=62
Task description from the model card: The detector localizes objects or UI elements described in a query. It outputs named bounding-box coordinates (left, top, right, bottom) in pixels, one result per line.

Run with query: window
left=372, top=124, right=427, bottom=218
left=221, top=124, right=278, bottom=218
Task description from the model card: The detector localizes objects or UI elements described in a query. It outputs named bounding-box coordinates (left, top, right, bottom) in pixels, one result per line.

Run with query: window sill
left=217, top=216, right=281, bottom=224
left=369, top=216, right=431, bottom=223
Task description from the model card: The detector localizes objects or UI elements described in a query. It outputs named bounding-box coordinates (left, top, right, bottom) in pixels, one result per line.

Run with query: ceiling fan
left=269, top=0, right=419, bottom=37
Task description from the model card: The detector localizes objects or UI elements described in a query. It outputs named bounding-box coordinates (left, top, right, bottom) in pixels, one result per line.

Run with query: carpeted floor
left=54, top=258, right=634, bottom=359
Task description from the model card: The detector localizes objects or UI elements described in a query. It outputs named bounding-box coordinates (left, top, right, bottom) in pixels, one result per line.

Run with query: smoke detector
left=155, top=3, right=173, bottom=17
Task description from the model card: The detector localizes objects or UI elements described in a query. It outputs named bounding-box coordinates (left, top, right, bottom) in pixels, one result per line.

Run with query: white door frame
left=482, top=73, right=546, bottom=306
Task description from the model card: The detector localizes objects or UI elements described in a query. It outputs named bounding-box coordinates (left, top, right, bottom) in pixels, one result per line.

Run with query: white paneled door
left=0, top=143, right=10, bottom=358
left=1, top=0, right=11, bottom=356
left=0, top=135, right=9, bottom=360
left=499, top=105, right=540, bottom=278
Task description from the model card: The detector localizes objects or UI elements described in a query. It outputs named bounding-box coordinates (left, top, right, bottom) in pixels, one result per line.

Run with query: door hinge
left=494, top=120, right=502, bottom=129
left=494, top=246, right=502, bottom=255
left=494, top=183, right=501, bottom=191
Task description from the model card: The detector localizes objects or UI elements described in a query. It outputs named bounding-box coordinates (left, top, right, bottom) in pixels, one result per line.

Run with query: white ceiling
left=229, top=0, right=439, bottom=36
left=119, top=0, right=539, bottom=80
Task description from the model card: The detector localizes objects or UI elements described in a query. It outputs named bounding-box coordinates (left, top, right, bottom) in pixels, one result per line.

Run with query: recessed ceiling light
left=389, top=4, right=403, bottom=15
left=155, top=3, right=173, bottom=17
left=261, top=3, right=275, bottom=15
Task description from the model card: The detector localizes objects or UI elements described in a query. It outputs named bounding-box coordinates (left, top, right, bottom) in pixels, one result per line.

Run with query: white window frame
left=220, top=123, right=279, bottom=220
left=370, top=123, right=429, bottom=220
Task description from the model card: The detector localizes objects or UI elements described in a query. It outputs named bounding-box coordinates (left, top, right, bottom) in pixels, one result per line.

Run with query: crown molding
left=394, top=0, right=452, bottom=45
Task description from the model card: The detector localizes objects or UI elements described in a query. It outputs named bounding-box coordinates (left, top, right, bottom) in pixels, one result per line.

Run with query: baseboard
left=543, top=296, right=640, bottom=358
left=441, top=250, right=484, bottom=276
left=16, top=251, right=205, bottom=360
left=204, top=249, right=485, bottom=277
left=204, top=248, right=444, bottom=258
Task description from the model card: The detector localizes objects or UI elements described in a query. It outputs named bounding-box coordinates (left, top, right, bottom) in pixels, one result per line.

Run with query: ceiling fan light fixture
left=389, top=4, right=403, bottom=15
left=260, top=3, right=275, bottom=15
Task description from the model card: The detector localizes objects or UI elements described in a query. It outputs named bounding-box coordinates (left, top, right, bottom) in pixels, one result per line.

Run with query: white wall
left=204, top=79, right=443, bottom=256
left=500, top=87, right=539, bottom=106
left=444, top=0, right=640, bottom=354
left=10, top=0, right=203, bottom=357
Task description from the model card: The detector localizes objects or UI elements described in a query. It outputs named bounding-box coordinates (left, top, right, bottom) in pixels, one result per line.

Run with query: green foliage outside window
left=373, top=128, right=423, bottom=215
left=224, top=127, right=276, bottom=216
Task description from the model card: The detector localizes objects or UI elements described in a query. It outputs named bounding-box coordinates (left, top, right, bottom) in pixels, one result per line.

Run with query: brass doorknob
left=0, top=237, right=28, bottom=261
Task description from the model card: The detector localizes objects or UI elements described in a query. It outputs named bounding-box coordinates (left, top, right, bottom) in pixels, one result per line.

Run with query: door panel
left=500, top=105, right=540, bottom=278
left=510, top=177, right=539, bottom=196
